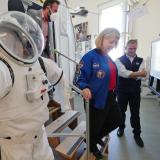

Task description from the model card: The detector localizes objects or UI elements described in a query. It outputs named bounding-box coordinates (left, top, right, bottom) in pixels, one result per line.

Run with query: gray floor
left=74, top=95, right=160, bottom=160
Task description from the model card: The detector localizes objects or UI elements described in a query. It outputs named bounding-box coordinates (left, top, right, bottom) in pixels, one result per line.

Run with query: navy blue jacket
left=117, top=55, right=143, bottom=93
left=77, top=49, right=117, bottom=109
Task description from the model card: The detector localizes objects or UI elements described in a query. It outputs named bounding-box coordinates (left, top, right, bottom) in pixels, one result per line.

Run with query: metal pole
left=85, top=99, right=90, bottom=160
left=48, top=133, right=85, bottom=137
left=52, top=22, right=57, bottom=62
left=70, top=84, right=90, bottom=159
left=54, top=50, right=79, bottom=65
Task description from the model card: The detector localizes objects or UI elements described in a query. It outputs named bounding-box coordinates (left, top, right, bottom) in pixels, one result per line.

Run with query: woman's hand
left=82, top=88, right=92, bottom=100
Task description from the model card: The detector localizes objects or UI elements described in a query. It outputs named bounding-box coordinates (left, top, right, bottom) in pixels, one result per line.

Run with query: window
left=99, top=1, right=128, bottom=60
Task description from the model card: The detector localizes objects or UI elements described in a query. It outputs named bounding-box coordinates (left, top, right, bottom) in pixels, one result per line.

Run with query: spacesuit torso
left=0, top=50, right=50, bottom=137
left=0, top=11, right=71, bottom=140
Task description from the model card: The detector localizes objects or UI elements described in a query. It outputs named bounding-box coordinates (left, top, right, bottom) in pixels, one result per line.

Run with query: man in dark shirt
left=28, top=0, right=60, bottom=107
left=115, top=39, right=147, bottom=147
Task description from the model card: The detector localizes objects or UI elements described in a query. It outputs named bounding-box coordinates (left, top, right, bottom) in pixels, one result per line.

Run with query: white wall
left=130, top=0, right=160, bottom=59
left=68, top=0, right=109, bottom=35
left=68, top=0, right=160, bottom=60
left=0, top=0, right=8, bottom=14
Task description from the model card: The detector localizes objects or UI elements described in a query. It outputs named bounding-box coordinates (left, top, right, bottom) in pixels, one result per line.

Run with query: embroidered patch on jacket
left=93, top=63, right=100, bottom=68
left=136, top=62, right=140, bottom=65
left=79, top=60, right=84, bottom=68
left=97, top=70, right=106, bottom=79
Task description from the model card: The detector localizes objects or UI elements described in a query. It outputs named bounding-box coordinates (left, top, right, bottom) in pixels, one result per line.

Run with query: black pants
left=89, top=91, right=122, bottom=152
left=117, top=92, right=141, bottom=136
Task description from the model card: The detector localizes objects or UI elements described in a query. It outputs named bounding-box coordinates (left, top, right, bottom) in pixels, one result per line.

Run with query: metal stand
left=85, top=99, right=90, bottom=160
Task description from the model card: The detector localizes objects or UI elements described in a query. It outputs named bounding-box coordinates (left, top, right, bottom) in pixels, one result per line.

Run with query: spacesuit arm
left=54, top=75, right=71, bottom=112
left=42, top=57, right=71, bottom=112
left=0, top=61, right=12, bottom=99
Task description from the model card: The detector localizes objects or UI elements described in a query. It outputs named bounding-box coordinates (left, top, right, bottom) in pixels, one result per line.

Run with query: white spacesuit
left=0, top=11, right=71, bottom=160
left=0, top=0, right=8, bottom=14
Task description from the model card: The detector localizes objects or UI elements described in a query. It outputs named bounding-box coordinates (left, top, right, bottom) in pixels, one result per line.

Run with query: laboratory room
left=0, top=0, right=160, bottom=160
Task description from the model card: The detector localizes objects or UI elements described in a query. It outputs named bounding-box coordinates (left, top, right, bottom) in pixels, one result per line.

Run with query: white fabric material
left=115, top=55, right=145, bottom=78
left=54, top=3, right=76, bottom=82
left=115, top=58, right=132, bottom=78
left=54, top=75, right=71, bottom=112
left=0, top=53, right=54, bottom=159
left=0, top=0, right=8, bottom=14
left=0, top=61, right=12, bottom=99
left=0, top=53, right=49, bottom=137
left=0, top=10, right=55, bottom=160
left=0, top=126, right=54, bottom=160
left=50, top=13, right=58, bottom=22
left=42, top=57, right=62, bottom=85
left=42, top=57, right=71, bottom=112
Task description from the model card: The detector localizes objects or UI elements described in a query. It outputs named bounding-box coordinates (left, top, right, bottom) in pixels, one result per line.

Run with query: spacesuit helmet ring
left=0, top=11, right=44, bottom=65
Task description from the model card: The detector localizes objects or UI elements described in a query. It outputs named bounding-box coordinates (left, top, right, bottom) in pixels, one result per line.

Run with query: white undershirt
left=115, top=54, right=145, bottom=79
